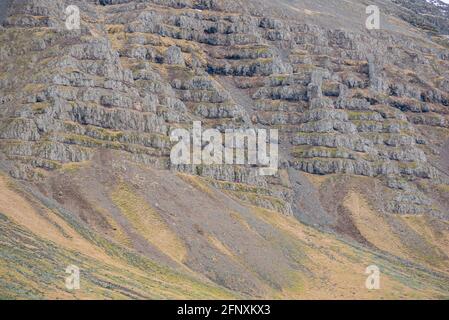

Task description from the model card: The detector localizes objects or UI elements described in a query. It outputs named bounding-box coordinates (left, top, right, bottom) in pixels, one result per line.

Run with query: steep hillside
left=1, top=0, right=449, bottom=299
left=392, top=0, right=449, bottom=34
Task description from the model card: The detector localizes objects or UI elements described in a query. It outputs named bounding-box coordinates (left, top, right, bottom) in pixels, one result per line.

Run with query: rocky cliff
left=1, top=0, right=449, bottom=299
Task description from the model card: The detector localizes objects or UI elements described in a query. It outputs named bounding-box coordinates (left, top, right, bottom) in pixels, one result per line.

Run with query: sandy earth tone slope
left=1, top=155, right=449, bottom=299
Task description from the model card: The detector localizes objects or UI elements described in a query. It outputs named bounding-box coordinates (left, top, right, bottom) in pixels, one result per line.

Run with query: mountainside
left=1, top=0, right=449, bottom=299
left=393, top=0, right=449, bottom=34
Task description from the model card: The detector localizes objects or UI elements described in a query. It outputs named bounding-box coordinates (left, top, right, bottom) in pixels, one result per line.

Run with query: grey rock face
left=165, top=45, right=185, bottom=65
left=0, top=0, right=448, bottom=220
left=0, top=0, right=13, bottom=25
